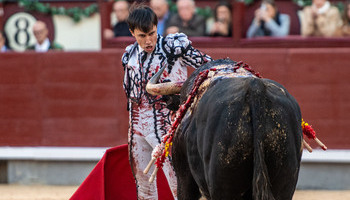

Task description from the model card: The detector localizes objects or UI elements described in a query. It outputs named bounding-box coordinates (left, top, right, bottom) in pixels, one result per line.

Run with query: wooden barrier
left=0, top=50, right=128, bottom=147
left=0, top=48, right=349, bottom=149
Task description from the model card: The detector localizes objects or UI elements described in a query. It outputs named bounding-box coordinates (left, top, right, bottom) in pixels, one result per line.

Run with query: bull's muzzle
left=146, top=66, right=184, bottom=95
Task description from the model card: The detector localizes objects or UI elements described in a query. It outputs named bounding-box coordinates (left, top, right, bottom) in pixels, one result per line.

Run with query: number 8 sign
left=4, top=12, right=37, bottom=52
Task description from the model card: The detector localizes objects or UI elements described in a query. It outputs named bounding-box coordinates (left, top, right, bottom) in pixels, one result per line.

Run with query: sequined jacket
left=121, top=33, right=212, bottom=144
left=122, top=33, right=212, bottom=106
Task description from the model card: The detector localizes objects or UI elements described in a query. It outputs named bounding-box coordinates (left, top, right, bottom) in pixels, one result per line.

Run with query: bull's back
left=185, top=77, right=302, bottom=199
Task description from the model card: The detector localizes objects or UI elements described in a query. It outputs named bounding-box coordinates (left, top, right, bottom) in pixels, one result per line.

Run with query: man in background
left=104, top=0, right=132, bottom=39
left=300, top=0, right=342, bottom=37
left=26, top=21, right=63, bottom=52
left=166, top=0, right=206, bottom=36
left=150, top=0, right=172, bottom=36
left=0, top=30, right=10, bottom=52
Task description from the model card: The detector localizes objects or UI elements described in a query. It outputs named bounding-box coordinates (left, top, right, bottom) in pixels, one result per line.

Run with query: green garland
left=17, top=0, right=98, bottom=23
left=3, top=0, right=343, bottom=22
left=292, top=0, right=312, bottom=7
left=293, top=0, right=344, bottom=14
left=244, top=0, right=256, bottom=6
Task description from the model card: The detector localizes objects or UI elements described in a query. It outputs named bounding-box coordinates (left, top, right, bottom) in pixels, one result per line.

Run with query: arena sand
left=0, top=184, right=349, bottom=200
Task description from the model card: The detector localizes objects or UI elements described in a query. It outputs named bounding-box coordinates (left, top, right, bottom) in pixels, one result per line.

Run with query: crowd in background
left=102, top=0, right=350, bottom=39
left=103, top=0, right=234, bottom=38
left=2, top=0, right=350, bottom=52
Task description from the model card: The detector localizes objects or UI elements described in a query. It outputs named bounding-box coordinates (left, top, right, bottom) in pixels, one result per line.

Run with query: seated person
left=247, top=0, right=290, bottom=38
left=300, top=0, right=342, bottom=37
left=334, top=0, right=350, bottom=36
left=0, top=30, right=10, bottom=52
left=208, top=1, right=233, bottom=37
left=166, top=0, right=206, bottom=36
left=26, top=21, right=63, bottom=52
left=150, top=0, right=172, bottom=36
left=104, top=0, right=132, bottom=39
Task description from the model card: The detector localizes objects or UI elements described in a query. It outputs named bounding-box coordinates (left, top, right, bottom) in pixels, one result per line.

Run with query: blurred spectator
left=246, top=0, right=290, bottom=38
left=208, top=1, right=232, bottom=37
left=0, top=30, right=10, bottom=52
left=334, top=0, right=350, bottom=36
left=166, top=0, right=206, bottom=36
left=300, top=0, right=342, bottom=37
left=104, top=0, right=132, bottom=39
left=26, top=21, right=63, bottom=52
left=150, top=0, right=172, bottom=36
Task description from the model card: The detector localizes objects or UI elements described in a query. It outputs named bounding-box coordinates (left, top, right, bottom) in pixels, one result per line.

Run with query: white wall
left=53, top=14, right=101, bottom=51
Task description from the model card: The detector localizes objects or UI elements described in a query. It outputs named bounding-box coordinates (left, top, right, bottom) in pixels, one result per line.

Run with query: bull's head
left=146, top=59, right=238, bottom=110
left=146, top=66, right=184, bottom=110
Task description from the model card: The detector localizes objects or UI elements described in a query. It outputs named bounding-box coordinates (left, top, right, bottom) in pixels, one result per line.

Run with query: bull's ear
left=162, top=94, right=180, bottom=111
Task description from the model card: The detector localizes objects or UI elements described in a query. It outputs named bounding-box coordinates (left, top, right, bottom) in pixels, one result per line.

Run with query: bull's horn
left=146, top=66, right=184, bottom=95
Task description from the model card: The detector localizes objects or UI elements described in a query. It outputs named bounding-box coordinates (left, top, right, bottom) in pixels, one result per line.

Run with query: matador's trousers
left=128, top=97, right=177, bottom=200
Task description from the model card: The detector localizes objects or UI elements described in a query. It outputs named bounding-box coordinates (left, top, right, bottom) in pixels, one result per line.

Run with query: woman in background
left=209, top=1, right=233, bottom=37
left=246, top=0, right=290, bottom=38
left=335, top=0, right=350, bottom=36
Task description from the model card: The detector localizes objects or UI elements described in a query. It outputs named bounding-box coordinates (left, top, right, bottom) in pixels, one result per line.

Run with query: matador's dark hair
left=127, top=3, right=158, bottom=33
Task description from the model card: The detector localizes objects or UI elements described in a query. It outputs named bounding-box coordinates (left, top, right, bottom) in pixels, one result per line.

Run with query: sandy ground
left=0, top=185, right=349, bottom=200
left=0, top=185, right=78, bottom=200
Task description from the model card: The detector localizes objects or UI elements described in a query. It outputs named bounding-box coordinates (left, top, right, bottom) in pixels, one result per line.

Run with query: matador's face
left=130, top=25, right=158, bottom=53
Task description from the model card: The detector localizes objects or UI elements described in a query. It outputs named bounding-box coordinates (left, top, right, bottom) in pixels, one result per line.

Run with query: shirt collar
left=1, top=45, right=7, bottom=52
left=159, top=11, right=170, bottom=22
left=316, top=1, right=331, bottom=14
left=35, top=38, right=50, bottom=52
left=138, top=45, right=144, bottom=53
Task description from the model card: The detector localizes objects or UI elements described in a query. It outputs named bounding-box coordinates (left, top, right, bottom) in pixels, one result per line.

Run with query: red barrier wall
left=0, top=48, right=349, bottom=149
left=0, top=50, right=128, bottom=147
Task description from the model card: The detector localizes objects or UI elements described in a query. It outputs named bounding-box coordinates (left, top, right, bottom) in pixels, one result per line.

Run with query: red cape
left=70, top=144, right=174, bottom=200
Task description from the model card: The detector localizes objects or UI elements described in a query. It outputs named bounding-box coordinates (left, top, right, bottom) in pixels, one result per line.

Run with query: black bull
left=150, top=59, right=303, bottom=200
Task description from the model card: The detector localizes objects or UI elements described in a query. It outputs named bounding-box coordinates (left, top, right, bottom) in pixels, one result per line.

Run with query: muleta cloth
left=70, top=144, right=174, bottom=200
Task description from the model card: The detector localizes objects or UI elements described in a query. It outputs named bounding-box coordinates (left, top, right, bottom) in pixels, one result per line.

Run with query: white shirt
left=35, top=38, right=50, bottom=52
left=316, top=1, right=331, bottom=14
left=1, top=46, right=7, bottom=52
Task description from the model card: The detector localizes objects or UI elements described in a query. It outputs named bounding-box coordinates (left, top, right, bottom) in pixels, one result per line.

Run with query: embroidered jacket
left=122, top=33, right=212, bottom=145
left=122, top=33, right=212, bottom=106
